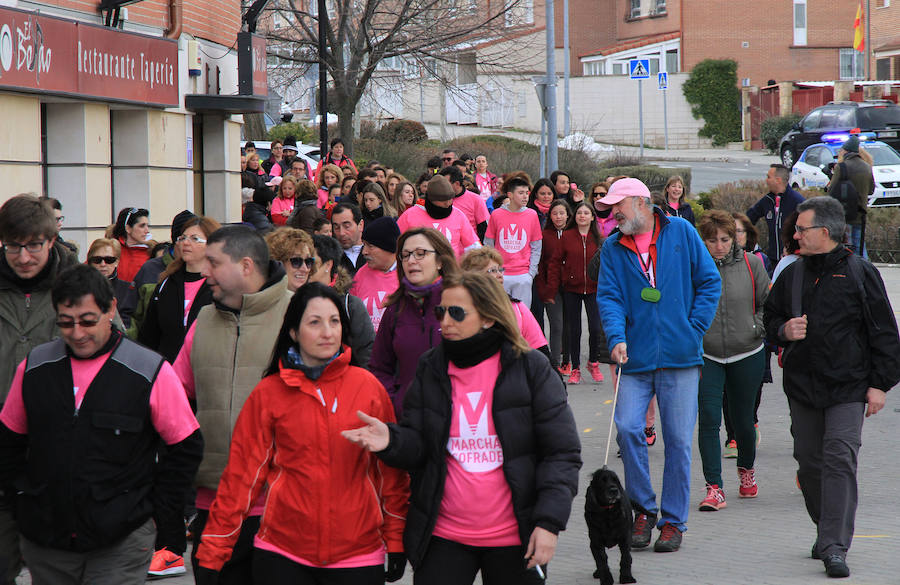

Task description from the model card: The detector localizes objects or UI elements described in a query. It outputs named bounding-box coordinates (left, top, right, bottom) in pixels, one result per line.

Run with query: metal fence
left=867, top=224, right=900, bottom=264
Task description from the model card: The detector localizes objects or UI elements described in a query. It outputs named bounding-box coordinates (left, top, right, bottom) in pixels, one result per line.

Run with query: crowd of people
left=0, top=132, right=895, bottom=584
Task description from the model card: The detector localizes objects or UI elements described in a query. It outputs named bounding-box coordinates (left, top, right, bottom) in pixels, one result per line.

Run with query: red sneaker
left=698, top=483, right=727, bottom=511
left=148, top=548, right=186, bottom=578
left=738, top=467, right=758, bottom=498
left=587, top=361, right=604, bottom=382
left=567, top=369, right=582, bottom=384
left=557, top=363, right=572, bottom=376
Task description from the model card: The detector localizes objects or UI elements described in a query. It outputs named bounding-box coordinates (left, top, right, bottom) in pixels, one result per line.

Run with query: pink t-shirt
left=1, top=351, right=198, bottom=446
left=183, top=279, right=206, bottom=327
left=632, top=231, right=655, bottom=287
left=316, top=187, right=330, bottom=209
left=433, top=354, right=520, bottom=547
left=453, top=190, right=490, bottom=231
left=270, top=196, right=295, bottom=226
left=486, top=207, right=542, bottom=276
left=349, top=264, right=399, bottom=332
left=396, top=205, right=479, bottom=257
left=474, top=174, right=494, bottom=201
left=254, top=537, right=384, bottom=569
left=512, top=301, right=547, bottom=349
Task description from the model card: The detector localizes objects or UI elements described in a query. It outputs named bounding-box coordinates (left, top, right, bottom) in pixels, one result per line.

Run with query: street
left=654, top=160, right=777, bottom=194
left=55, top=264, right=895, bottom=585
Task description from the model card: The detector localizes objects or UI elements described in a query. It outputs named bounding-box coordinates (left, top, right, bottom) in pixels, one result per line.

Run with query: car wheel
left=781, top=146, right=794, bottom=167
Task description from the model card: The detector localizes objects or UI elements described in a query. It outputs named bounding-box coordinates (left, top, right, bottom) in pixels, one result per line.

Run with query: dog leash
left=602, top=362, right=622, bottom=468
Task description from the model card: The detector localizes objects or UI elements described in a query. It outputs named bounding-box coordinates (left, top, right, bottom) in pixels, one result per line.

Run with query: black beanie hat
left=361, top=216, right=401, bottom=253
left=171, top=210, right=196, bottom=242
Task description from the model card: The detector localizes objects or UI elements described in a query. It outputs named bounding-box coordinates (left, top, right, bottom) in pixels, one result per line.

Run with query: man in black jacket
left=0, top=264, right=203, bottom=584
left=764, top=197, right=900, bottom=579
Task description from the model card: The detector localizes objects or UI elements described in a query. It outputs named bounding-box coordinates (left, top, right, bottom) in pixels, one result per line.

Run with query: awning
left=184, top=94, right=267, bottom=114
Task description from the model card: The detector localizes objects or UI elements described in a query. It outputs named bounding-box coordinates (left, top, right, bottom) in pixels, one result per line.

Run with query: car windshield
left=857, top=106, right=900, bottom=128
left=866, top=144, right=900, bottom=165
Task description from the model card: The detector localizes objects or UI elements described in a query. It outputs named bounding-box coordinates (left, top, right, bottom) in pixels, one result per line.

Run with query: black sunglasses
left=434, top=305, right=468, bottom=322
left=89, top=256, right=118, bottom=265
left=56, top=318, right=102, bottom=329
left=289, top=256, right=316, bottom=269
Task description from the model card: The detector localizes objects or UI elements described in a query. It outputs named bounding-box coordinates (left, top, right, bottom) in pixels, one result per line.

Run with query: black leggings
left=563, top=291, right=602, bottom=368
left=414, top=536, right=545, bottom=585
left=191, top=511, right=260, bottom=585
left=253, top=549, right=384, bottom=585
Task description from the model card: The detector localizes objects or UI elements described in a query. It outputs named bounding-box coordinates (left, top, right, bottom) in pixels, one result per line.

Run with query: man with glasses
left=764, top=197, right=900, bottom=579
left=172, top=225, right=292, bottom=582
left=0, top=193, right=80, bottom=583
left=441, top=149, right=457, bottom=168
left=40, top=197, right=78, bottom=255
left=350, top=217, right=401, bottom=332
left=0, top=264, right=202, bottom=584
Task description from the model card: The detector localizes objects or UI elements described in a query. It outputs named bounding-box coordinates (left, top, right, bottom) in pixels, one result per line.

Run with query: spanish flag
left=853, top=2, right=865, bottom=52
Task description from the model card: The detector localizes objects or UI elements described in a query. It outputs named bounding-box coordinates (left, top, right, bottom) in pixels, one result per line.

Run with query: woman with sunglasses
left=343, top=271, right=581, bottom=585
left=194, top=283, right=408, bottom=585
left=138, top=216, right=220, bottom=364
left=590, top=181, right=619, bottom=237
left=111, top=207, right=154, bottom=283
left=265, top=227, right=317, bottom=293
left=86, top=238, right=135, bottom=328
left=369, top=228, right=460, bottom=418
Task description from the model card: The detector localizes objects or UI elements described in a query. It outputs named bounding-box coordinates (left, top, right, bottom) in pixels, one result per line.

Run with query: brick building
left=872, top=0, right=900, bottom=79
left=0, top=0, right=255, bottom=252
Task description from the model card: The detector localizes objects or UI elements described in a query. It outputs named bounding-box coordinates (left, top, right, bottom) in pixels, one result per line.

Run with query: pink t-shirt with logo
left=486, top=207, right=542, bottom=276
left=183, top=279, right=206, bottom=327
left=396, top=205, right=479, bottom=257
left=1, top=353, right=198, bottom=446
left=475, top=174, right=495, bottom=202
left=632, top=230, right=655, bottom=287
left=512, top=301, right=548, bottom=350
left=349, top=264, right=399, bottom=332
left=432, top=353, right=520, bottom=547
left=453, top=190, right=490, bottom=231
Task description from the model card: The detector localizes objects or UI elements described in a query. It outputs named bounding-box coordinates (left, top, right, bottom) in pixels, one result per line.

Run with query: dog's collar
left=596, top=504, right=617, bottom=510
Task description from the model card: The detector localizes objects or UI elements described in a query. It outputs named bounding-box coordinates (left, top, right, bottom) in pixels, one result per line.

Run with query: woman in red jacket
left=533, top=199, right=571, bottom=374
left=547, top=201, right=607, bottom=385
left=194, top=283, right=409, bottom=585
left=111, top=206, right=152, bottom=283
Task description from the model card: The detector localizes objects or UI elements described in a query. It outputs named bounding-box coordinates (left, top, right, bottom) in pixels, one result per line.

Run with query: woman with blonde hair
left=394, top=181, right=419, bottom=215
left=660, top=175, right=695, bottom=226
left=369, top=228, right=460, bottom=417
left=343, top=271, right=581, bottom=585
left=386, top=173, right=407, bottom=203
left=271, top=175, right=299, bottom=226
left=265, top=227, right=316, bottom=293
left=360, top=182, right=398, bottom=222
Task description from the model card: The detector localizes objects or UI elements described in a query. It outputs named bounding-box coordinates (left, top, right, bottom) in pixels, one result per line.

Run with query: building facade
left=0, top=0, right=250, bottom=253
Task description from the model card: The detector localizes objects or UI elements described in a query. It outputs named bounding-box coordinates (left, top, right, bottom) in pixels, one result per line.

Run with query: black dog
left=584, top=467, right=636, bottom=585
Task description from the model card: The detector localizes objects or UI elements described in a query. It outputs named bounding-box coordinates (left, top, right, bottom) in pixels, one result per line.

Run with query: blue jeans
left=615, top=367, right=700, bottom=532
left=847, top=224, right=868, bottom=259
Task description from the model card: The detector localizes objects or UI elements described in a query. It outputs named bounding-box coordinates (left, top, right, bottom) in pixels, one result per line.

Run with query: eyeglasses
left=400, top=248, right=436, bottom=261
left=289, top=256, right=316, bottom=269
left=795, top=224, right=824, bottom=234
left=434, top=305, right=468, bottom=322
left=592, top=192, right=607, bottom=197
left=176, top=235, right=207, bottom=244
left=89, top=256, right=118, bottom=265
left=442, top=157, right=454, bottom=162
left=486, top=267, right=505, bottom=274
left=56, top=317, right=102, bottom=329
left=3, top=240, right=47, bottom=255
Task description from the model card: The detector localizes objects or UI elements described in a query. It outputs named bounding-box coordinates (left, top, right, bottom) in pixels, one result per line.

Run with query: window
left=793, top=0, right=806, bottom=46
left=655, top=0, right=666, bottom=14
left=801, top=109, right=821, bottom=132
left=630, top=0, right=641, bottom=18
left=877, top=58, right=891, bottom=80
left=505, top=0, right=534, bottom=27
left=456, top=52, right=477, bottom=85
left=876, top=0, right=890, bottom=7
left=840, top=48, right=865, bottom=80
left=666, top=49, right=679, bottom=73
left=273, top=11, right=284, bottom=29
left=613, top=63, right=624, bottom=75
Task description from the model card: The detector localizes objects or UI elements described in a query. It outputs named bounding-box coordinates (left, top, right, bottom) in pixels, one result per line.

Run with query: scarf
left=402, top=276, right=442, bottom=299
left=425, top=199, right=453, bottom=219
left=533, top=200, right=551, bottom=214
left=443, top=326, right=504, bottom=368
left=283, top=345, right=342, bottom=381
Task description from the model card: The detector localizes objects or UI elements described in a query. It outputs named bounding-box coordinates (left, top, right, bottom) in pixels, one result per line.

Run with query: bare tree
left=263, top=0, right=534, bottom=154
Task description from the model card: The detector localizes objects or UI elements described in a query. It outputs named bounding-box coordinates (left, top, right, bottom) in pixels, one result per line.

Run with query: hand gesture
left=341, top=411, right=390, bottom=452
left=524, top=526, right=558, bottom=569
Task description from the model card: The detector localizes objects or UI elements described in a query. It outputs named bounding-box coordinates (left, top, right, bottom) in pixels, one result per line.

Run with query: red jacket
left=547, top=228, right=600, bottom=295
left=315, top=155, right=358, bottom=181
left=535, top=226, right=564, bottom=302
left=195, top=348, right=408, bottom=570
left=117, top=238, right=150, bottom=283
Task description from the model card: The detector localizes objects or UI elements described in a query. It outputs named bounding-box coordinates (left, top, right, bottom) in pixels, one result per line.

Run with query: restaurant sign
left=0, top=6, right=179, bottom=106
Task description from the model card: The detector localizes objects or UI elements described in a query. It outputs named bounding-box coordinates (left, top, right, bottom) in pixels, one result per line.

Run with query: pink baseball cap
left=595, top=177, right=651, bottom=209
left=265, top=176, right=283, bottom=188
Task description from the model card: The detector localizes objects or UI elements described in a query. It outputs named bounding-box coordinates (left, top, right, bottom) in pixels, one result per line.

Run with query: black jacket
left=764, top=246, right=900, bottom=408
left=242, top=202, right=274, bottom=233
left=377, top=342, right=582, bottom=568
left=660, top=201, right=696, bottom=226
left=138, top=269, right=213, bottom=363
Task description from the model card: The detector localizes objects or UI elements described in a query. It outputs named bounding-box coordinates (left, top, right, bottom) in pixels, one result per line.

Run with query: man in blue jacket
left=746, top=164, right=805, bottom=261
left=596, top=178, right=720, bottom=553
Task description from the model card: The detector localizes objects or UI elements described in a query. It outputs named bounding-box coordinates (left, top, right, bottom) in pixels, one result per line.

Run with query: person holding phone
left=343, top=272, right=581, bottom=585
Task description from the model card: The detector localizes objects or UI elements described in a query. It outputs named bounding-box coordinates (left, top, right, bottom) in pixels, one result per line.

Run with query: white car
left=790, top=140, right=900, bottom=207
left=240, top=140, right=320, bottom=172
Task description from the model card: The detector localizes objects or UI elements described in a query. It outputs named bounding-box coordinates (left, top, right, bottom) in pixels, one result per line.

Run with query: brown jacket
left=827, top=152, right=874, bottom=224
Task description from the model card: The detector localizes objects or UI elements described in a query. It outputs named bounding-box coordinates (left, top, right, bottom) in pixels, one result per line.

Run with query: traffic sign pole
left=663, top=87, right=668, bottom=152
left=638, top=79, right=644, bottom=158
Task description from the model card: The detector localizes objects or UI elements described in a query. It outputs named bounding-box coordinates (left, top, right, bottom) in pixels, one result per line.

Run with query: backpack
left=830, top=162, right=860, bottom=223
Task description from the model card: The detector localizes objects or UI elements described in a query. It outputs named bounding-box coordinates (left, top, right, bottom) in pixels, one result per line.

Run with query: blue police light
left=822, top=133, right=872, bottom=144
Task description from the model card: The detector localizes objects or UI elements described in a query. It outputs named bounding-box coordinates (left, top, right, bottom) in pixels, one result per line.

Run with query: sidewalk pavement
left=421, top=122, right=781, bottom=165
left=19, top=266, right=897, bottom=585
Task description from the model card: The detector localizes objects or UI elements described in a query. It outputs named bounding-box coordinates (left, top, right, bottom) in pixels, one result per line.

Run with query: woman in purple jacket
left=369, top=227, right=461, bottom=418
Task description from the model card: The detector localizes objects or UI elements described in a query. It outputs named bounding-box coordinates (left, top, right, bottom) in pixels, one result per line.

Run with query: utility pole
left=545, top=0, right=558, bottom=172
left=563, top=0, right=570, bottom=137
left=318, top=0, right=328, bottom=156
left=865, top=0, right=871, bottom=80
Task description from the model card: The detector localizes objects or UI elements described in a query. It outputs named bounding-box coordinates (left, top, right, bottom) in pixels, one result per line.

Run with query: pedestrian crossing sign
left=629, top=59, right=650, bottom=79
left=658, top=72, right=668, bottom=90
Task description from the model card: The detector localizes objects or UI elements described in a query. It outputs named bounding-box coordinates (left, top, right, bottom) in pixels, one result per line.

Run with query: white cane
left=602, top=362, right=623, bottom=468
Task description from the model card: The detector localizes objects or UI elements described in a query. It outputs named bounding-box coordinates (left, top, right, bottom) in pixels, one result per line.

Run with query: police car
left=789, top=136, right=900, bottom=207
